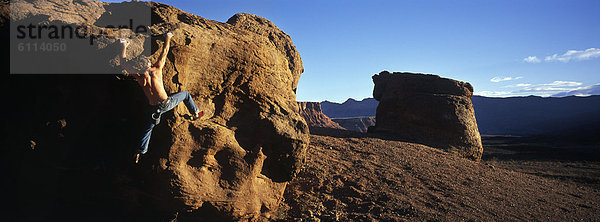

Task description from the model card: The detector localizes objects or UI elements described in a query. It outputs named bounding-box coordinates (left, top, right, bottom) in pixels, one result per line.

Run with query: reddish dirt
left=280, top=128, right=600, bottom=221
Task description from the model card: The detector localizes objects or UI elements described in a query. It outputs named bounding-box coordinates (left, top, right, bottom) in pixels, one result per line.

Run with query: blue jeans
left=138, top=91, right=199, bottom=154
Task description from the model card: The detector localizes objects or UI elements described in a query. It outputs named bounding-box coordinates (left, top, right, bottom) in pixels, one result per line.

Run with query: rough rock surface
left=332, top=116, right=375, bottom=133
left=298, top=102, right=344, bottom=130
left=369, top=71, right=483, bottom=161
left=3, top=1, right=308, bottom=220
left=149, top=6, right=309, bottom=220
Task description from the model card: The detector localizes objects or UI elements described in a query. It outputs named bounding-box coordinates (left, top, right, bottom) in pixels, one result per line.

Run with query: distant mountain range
left=320, top=95, right=600, bottom=139
left=553, top=84, right=600, bottom=97
left=321, top=98, right=378, bottom=118
left=471, top=95, right=600, bottom=136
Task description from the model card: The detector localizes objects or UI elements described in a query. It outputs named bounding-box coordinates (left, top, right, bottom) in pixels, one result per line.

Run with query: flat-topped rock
left=369, top=71, right=483, bottom=161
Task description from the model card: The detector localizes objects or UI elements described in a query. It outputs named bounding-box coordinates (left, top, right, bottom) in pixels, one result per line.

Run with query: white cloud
left=491, top=77, right=510, bottom=82
left=479, top=81, right=594, bottom=97
left=553, top=83, right=600, bottom=97
left=516, top=81, right=584, bottom=94
left=523, top=56, right=541, bottom=63
left=544, top=81, right=582, bottom=87
left=544, top=48, right=600, bottom=62
left=504, top=83, right=532, bottom=88
left=476, top=91, right=513, bottom=97
left=490, top=76, right=523, bottom=82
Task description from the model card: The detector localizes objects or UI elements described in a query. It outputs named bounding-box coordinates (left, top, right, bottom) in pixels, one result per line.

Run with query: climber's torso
left=136, top=68, right=168, bottom=105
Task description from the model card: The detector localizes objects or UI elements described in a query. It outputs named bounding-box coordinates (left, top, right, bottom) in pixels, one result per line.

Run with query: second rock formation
left=369, top=71, right=483, bottom=161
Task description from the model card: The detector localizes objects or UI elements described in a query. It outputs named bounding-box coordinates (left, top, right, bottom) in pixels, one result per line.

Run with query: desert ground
left=482, top=135, right=600, bottom=190
left=279, top=128, right=600, bottom=221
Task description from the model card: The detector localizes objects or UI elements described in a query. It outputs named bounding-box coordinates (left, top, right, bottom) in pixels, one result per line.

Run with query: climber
left=120, top=32, right=203, bottom=164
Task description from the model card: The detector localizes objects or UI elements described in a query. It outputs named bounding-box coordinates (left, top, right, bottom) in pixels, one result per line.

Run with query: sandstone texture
left=332, top=116, right=375, bottom=133
left=370, top=71, right=483, bottom=161
left=298, top=102, right=344, bottom=130
left=3, top=1, right=308, bottom=220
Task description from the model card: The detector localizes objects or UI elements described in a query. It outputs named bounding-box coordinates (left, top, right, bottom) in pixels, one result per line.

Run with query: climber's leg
left=160, top=91, right=200, bottom=117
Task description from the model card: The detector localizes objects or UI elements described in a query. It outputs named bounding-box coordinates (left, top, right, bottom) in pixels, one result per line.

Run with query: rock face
left=369, top=71, right=482, bottom=161
left=3, top=1, right=308, bottom=220
left=332, top=116, right=376, bottom=133
left=298, top=102, right=344, bottom=129
left=150, top=6, right=309, bottom=219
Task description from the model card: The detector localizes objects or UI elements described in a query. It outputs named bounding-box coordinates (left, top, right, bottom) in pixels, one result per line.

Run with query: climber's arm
left=119, top=38, right=139, bottom=76
left=133, top=73, right=148, bottom=87
left=119, top=38, right=129, bottom=64
left=154, top=33, right=173, bottom=70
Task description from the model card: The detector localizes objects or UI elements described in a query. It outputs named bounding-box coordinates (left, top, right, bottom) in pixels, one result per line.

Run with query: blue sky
left=119, top=0, right=600, bottom=102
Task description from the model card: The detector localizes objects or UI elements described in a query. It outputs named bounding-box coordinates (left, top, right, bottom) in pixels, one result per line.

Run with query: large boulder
left=3, top=1, right=308, bottom=220
left=369, top=71, right=483, bottom=161
left=298, top=102, right=345, bottom=129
